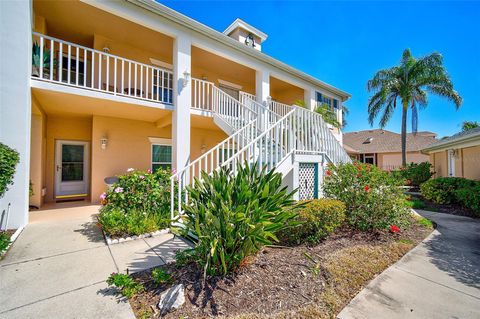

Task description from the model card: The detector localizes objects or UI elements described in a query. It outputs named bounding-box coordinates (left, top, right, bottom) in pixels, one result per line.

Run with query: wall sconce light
left=100, top=136, right=108, bottom=150
left=102, top=46, right=110, bottom=60
left=200, top=143, right=206, bottom=154
left=183, top=70, right=190, bottom=88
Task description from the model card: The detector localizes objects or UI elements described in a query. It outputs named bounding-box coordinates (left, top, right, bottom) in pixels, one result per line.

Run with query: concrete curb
left=104, top=228, right=170, bottom=245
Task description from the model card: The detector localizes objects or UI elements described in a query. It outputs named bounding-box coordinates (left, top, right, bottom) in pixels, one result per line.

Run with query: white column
left=304, top=88, right=316, bottom=111
left=0, top=0, right=32, bottom=229
left=172, top=34, right=191, bottom=175
left=255, top=69, right=269, bottom=130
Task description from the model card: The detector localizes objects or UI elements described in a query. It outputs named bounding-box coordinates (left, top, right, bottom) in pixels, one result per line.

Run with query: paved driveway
left=0, top=203, right=190, bottom=319
left=338, top=210, right=480, bottom=319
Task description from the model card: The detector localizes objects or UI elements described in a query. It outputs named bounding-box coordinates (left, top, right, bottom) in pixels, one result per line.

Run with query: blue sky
left=161, top=0, right=480, bottom=137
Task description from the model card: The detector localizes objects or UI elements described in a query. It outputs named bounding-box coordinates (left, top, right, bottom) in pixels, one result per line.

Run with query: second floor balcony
left=31, top=32, right=174, bottom=106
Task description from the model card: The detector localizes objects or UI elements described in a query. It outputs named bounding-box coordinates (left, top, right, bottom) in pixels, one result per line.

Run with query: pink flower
left=100, top=192, right=107, bottom=200
left=139, top=175, right=145, bottom=180
left=114, top=187, right=124, bottom=193
left=171, top=168, right=177, bottom=174
left=325, top=170, right=331, bottom=176
left=127, top=168, right=135, bottom=172
left=147, top=169, right=152, bottom=174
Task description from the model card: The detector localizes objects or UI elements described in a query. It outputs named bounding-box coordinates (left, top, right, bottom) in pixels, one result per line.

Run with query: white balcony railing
left=31, top=32, right=173, bottom=104
left=269, top=100, right=294, bottom=117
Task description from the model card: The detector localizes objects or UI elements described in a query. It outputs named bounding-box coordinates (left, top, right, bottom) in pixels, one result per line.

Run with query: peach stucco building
left=344, top=129, right=437, bottom=170
left=1, top=0, right=351, bottom=230
left=423, top=127, right=480, bottom=180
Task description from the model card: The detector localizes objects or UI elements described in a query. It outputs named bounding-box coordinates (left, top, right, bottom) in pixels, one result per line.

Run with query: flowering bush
left=391, top=162, right=434, bottom=186
left=323, top=162, right=410, bottom=231
left=98, top=168, right=174, bottom=237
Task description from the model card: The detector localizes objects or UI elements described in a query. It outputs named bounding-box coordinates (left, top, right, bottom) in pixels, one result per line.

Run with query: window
left=61, top=55, right=85, bottom=85
left=151, top=144, right=172, bottom=172
left=315, top=91, right=333, bottom=108
left=333, top=99, right=338, bottom=109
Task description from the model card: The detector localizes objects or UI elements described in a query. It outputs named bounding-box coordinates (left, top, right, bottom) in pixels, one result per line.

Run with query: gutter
left=422, top=133, right=480, bottom=153
left=127, top=0, right=351, bottom=101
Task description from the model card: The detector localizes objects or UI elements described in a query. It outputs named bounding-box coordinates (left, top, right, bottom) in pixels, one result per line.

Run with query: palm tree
left=367, top=49, right=462, bottom=166
left=462, top=121, right=479, bottom=132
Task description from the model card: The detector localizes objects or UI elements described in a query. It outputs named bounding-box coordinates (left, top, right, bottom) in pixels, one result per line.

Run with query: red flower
left=325, top=170, right=331, bottom=176
left=390, top=225, right=400, bottom=233
left=356, top=173, right=361, bottom=178
left=364, top=185, right=370, bottom=192
left=357, top=166, right=362, bottom=171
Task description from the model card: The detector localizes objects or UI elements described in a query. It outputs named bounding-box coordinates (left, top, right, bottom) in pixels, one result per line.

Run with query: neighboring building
left=0, top=0, right=350, bottom=230
left=344, top=129, right=437, bottom=170
left=423, top=127, right=480, bottom=180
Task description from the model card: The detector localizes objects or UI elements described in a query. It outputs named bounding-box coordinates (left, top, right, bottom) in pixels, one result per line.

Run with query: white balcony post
left=304, top=88, right=316, bottom=111
left=255, top=69, right=269, bottom=131
left=172, top=34, right=191, bottom=177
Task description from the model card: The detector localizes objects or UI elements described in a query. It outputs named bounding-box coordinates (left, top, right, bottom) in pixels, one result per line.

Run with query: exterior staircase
left=170, top=78, right=351, bottom=219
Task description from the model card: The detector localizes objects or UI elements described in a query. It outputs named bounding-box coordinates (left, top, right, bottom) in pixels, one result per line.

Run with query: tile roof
left=423, top=127, right=480, bottom=151
left=343, top=129, right=437, bottom=153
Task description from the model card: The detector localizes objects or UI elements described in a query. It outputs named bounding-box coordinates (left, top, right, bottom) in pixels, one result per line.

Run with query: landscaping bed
left=128, top=217, right=432, bottom=319
left=409, top=194, right=478, bottom=218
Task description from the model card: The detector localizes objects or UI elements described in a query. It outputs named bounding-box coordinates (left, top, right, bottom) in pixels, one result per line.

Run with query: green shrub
left=0, top=143, right=20, bottom=198
left=106, top=273, right=143, bottom=298
left=98, top=169, right=173, bottom=236
left=455, top=184, right=480, bottom=216
left=323, top=162, right=410, bottom=231
left=282, top=199, right=346, bottom=245
left=420, top=177, right=477, bottom=205
left=391, top=162, right=434, bottom=186
left=180, top=162, right=297, bottom=276
left=0, top=232, right=11, bottom=254
left=416, top=217, right=434, bottom=229
left=151, top=268, right=172, bottom=285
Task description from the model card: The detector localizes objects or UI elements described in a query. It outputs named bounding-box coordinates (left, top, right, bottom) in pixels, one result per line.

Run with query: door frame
left=54, top=139, right=90, bottom=199
left=448, top=149, right=456, bottom=177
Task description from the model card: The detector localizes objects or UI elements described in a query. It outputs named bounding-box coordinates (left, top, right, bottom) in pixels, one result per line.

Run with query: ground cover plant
left=107, top=273, right=144, bottom=298
left=323, top=162, right=410, bottom=231
left=128, top=216, right=433, bottom=319
left=179, top=162, right=297, bottom=276
left=98, top=168, right=173, bottom=237
left=0, top=231, right=11, bottom=254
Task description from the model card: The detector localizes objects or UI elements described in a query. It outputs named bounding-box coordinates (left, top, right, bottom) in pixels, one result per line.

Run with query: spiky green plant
left=180, top=162, right=298, bottom=277
left=367, top=49, right=462, bottom=166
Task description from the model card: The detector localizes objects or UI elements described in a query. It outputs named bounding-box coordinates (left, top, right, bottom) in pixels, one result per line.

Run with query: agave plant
left=32, top=42, right=56, bottom=76
left=180, top=161, right=298, bottom=277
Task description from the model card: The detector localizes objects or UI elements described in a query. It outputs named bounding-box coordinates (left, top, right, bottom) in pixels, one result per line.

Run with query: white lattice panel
left=299, top=163, right=316, bottom=200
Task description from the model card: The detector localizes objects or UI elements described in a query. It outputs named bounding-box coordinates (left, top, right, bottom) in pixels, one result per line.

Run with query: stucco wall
left=375, top=151, right=431, bottom=170
left=29, top=98, right=47, bottom=208
left=432, top=151, right=448, bottom=177
left=461, top=146, right=480, bottom=180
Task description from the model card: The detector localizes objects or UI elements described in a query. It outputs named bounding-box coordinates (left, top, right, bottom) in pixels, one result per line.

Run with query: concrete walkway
left=0, top=203, right=191, bottom=319
left=338, top=210, right=480, bottom=319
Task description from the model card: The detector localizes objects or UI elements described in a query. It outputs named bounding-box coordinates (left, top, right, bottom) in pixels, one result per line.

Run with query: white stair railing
left=192, top=78, right=257, bottom=130
left=31, top=32, right=174, bottom=104
left=170, top=98, right=351, bottom=219
left=269, top=100, right=294, bottom=117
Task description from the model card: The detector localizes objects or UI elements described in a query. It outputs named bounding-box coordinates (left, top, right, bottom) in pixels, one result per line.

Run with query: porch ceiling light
left=100, top=136, right=108, bottom=150
left=183, top=70, right=190, bottom=88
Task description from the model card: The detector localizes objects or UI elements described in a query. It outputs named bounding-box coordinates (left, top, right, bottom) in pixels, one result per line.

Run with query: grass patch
left=406, top=199, right=427, bottom=209
left=416, top=217, right=434, bottom=229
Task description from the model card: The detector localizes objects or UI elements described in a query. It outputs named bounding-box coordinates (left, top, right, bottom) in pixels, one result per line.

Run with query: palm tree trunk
left=401, top=102, right=408, bottom=166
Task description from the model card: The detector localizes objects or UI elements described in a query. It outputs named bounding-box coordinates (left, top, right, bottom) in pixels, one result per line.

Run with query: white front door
left=448, top=149, right=456, bottom=177
left=55, top=140, right=89, bottom=199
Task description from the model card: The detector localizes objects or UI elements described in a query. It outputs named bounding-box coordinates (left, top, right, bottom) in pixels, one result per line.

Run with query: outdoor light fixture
left=102, top=46, right=110, bottom=60
left=183, top=70, right=190, bottom=88
left=200, top=143, right=206, bottom=154
left=245, top=33, right=255, bottom=48
left=100, top=136, right=108, bottom=150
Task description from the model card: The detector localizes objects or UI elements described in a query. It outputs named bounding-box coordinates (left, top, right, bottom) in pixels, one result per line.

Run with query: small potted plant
left=32, top=42, right=57, bottom=78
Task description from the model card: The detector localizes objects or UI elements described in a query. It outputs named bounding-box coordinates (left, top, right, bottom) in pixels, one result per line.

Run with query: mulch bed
left=128, top=219, right=432, bottom=319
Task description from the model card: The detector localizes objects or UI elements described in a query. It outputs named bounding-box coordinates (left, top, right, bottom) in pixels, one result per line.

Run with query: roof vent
left=363, top=137, right=373, bottom=144
left=223, top=18, right=267, bottom=51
